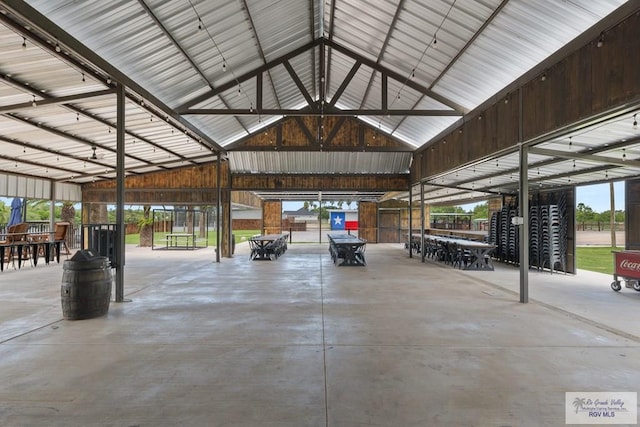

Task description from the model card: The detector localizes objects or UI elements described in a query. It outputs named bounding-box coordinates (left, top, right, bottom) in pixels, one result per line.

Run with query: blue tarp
left=8, top=197, right=22, bottom=226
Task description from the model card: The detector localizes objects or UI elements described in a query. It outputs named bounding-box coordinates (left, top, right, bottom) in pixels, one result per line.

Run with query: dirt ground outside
left=576, top=230, right=625, bottom=246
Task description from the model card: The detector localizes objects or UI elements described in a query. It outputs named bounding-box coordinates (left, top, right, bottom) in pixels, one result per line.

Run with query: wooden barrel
left=61, top=252, right=112, bottom=320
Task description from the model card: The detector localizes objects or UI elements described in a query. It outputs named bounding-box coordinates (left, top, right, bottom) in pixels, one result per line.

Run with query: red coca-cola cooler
left=611, top=250, right=640, bottom=292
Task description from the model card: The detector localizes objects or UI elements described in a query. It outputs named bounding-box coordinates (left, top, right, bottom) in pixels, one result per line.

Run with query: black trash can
left=61, top=250, right=112, bottom=320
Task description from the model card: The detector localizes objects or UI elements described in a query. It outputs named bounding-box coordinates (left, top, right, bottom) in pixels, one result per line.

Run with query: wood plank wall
left=82, top=162, right=228, bottom=204
left=416, top=11, right=640, bottom=179
left=262, top=200, right=282, bottom=235
left=231, top=115, right=412, bottom=151
left=232, top=174, right=409, bottom=192
left=358, top=201, right=378, bottom=243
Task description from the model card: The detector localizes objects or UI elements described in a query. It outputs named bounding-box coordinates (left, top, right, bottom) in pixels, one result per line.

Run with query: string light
left=55, top=41, right=61, bottom=52
left=222, top=61, right=227, bottom=72
left=31, top=95, right=36, bottom=107
left=21, top=37, right=26, bottom=50
left=198, top=17, right=203, bottom=30
left=81, top=73, right=85, bottom=82
left=596, top=32, right=604, bottom=48
left=633, top=114, right=638, bottom=130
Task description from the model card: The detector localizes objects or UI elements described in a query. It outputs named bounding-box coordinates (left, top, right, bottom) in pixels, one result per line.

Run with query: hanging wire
left=386, top=0, right=457, bottom=114
left=187, top=0, right=259, bottom=121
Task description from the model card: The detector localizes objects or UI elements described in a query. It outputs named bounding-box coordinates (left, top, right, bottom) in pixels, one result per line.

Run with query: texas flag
left=330, top=212, right=346, bottom=230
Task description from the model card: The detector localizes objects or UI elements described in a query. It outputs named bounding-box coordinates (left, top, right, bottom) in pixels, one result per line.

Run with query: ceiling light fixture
left=21, top=37, right=26, bottom=50
left=81, top=73, right=85, bottom=82
left=198, top=17, right=203, bottom=30
left=596, top=32, right=604, bottom=48
left=55, top=40, right=61, bottom=52
left=540, top=72, right=547, bottom=82
left=633, top=114, right=638, bottom=130
left=31, top=95, right=36, bottom=107
left=222, top=61, right=227, bottom=72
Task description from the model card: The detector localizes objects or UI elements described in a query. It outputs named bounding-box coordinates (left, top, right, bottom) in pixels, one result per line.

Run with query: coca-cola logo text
left=619, top=259, right=640, bottom=271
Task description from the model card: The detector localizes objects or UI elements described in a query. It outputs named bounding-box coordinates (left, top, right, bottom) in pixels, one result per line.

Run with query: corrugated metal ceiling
left=0, top=0, right=637, bottom=205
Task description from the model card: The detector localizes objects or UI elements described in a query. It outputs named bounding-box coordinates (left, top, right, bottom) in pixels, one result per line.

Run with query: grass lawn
left=575, top=246, right=621, bottom=275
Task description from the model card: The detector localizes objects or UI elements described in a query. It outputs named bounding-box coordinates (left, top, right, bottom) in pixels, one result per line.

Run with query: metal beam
left=329, top=61, right=361, bottom=106
left=0, top=0, right=223, bottom=153
left=3, top=113, right=156, bottom=167
left=0, top=89, right=116, bottom=113
left=183, top=108, right=461, bottom=116
left=283, top=60, right=315, bottom=106
left=529, top=147, right=640, bottom=168
left=177, top=39, right=321, bottom=112
left=326, top=39, right=466, bottom=113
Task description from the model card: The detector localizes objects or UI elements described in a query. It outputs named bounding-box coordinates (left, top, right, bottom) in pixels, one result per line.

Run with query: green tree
left=576, top=202, right=596, bottom=223
left=472, top=202, right=489, bottom=220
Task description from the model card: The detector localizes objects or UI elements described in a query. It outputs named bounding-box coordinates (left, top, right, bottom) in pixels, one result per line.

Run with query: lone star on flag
left=333, top=216, right=343, bottom=225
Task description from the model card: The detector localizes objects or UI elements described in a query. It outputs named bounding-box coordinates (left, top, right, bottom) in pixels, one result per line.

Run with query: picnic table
left=249, top=233, right=289, bottom=260
left=410, top=233, right=496, bottom=271
left=0, top=232, right=63, bottom=271
left=165, top=233, right=196, bottom=249
left=327, top=233, right=367, bottom=266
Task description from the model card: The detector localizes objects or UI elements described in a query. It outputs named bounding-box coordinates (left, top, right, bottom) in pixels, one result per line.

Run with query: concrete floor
left=1, top=241, right=639, bottom=426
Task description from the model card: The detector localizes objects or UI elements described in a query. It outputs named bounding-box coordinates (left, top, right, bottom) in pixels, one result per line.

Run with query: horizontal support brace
left=0, top=88, right=116, bottom=113
left=182, top=109, right=461, bottom=117
left=529, top=147, right=640, bottom=168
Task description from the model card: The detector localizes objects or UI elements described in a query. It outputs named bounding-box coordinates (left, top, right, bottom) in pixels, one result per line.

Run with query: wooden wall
left=415, top=10, right=640, bottom=180
left=522, top=12, right=640, bottom=140
left=230, top=115, right=412, bottom=151
left=262, top=200, right=282, bottom=234
left=82, top=162, right=228, bottom=204
left=232, top=174, right=409, bottom=192
left=358, top=202, right=378, bottom=243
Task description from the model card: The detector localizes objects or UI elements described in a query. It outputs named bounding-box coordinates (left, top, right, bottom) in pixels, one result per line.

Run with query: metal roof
left=0, top=0, right=638, bottom=205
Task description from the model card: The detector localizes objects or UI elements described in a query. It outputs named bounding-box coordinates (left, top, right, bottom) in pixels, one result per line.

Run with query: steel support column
left=216, top=159, right=221, bottom=263
left=518, top=88, right=529, bottom=303
left=420, top=181, right=425, bottom=263
left=408, top=182, right=413, bottom=259
left=115, top=83, right=125, bottom=302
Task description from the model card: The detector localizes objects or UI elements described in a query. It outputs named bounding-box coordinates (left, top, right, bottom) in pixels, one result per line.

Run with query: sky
left=0, top=182, right=626, bottom=214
